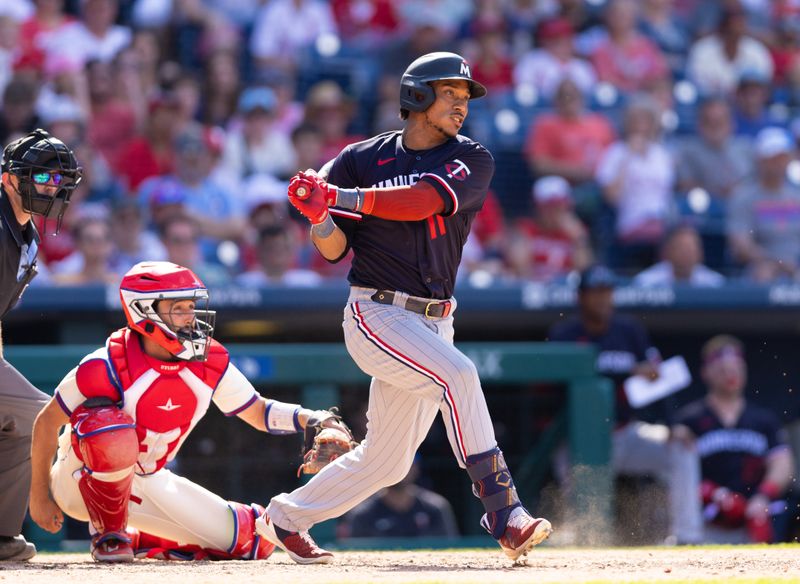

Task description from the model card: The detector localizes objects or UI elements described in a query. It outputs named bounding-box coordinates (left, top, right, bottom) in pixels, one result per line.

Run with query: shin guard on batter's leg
left=466, top=448, right=521, bottom=538
left=70, top=402, right=138, bottom=561
left=467, top=447, right=551, bottom=560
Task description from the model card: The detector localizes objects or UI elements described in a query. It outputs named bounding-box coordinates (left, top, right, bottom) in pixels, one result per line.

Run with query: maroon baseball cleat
left=492, top=508, right=552, bottom=561
left=255, top=513, right=333, bottom=565
left=91, top=531, right=134, bottom=563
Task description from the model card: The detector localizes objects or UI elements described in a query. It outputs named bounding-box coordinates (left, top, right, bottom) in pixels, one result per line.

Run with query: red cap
left=538, top=18, right=574, bottom=41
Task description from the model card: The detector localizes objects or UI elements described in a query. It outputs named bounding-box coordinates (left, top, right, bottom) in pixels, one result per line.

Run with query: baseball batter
left=29, top=261, right=351, bottom=562
left=256, top=52, right=552, bottom=564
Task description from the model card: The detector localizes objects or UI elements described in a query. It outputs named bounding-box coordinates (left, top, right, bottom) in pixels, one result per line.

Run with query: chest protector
left=105, top=328, right=229, bottom=474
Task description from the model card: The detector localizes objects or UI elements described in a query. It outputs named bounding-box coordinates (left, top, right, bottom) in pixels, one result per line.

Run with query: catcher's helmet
left=400, top=52, right=487, bottom=114
left=120, top=261, right=215, bottom=361
left=2, top=129, right=82, bottom=232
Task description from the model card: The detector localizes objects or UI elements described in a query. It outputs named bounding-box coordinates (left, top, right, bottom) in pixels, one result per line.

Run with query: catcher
left=29, top=261, right=355, bottom=562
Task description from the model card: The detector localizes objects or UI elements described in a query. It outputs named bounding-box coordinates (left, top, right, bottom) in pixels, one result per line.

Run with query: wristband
left=264, top=400, right=303, bottom=434
left=335, top=188, right=361, bottom=211
left=757, top=480, right=781, bottom=500
left=311, top=213, right=336, bottom=238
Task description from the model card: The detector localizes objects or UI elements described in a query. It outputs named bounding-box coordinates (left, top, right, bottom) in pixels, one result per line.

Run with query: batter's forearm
left=311, top=220, right=348, bottom=261
left=334, top=182, right=444, bottom=221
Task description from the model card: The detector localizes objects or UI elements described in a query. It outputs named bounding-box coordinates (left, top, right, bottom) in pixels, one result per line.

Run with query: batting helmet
left=400, top=52, right=487, bottom=113
left=2, top=128, right=82, bottom=232
left=119, top=261, right=215, bottom=361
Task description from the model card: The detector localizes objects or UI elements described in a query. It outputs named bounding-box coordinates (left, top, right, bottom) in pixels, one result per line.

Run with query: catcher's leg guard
left=70, top=401, right=139, bottom=536
left=226, top=502, right=276, bottom=560
left=127, top=528, right=210, bottom=561
left=466, top=447, right=522, bottom=539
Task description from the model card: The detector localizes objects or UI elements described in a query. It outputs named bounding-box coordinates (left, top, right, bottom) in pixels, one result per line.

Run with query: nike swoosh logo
left=377, top=157, right=396, bottom=166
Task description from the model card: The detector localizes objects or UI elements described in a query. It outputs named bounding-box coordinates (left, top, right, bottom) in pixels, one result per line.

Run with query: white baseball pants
left=266, top=286, right=498, bottom=532
left=50, top=429, right=236, bottom=549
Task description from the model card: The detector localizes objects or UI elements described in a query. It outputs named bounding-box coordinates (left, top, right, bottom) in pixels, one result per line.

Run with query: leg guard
left=126, top=504, right=275, bottom=562
left=226, top=502, right=275, bottom=560
left=127, top=528, right=211, bottom=561
left=70, top=402, right=138, bottom=535
left=466, top=447, right=522, bottom=539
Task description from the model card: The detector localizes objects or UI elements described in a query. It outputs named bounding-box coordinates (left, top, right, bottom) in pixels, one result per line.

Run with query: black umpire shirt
left=0, top=188, right=38, bottom=319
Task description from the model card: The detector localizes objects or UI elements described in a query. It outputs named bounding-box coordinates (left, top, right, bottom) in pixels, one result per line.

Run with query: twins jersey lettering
left=324, top=130, right=494, bottom=299
left=54, top=328, right=257, bottom=474
left=673, top=400, right=789, bottom=496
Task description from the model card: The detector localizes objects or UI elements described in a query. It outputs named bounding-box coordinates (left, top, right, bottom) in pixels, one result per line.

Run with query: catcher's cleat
left=91, top=531, right=134, bottom=563
left=492, top=508, right=552, bottom=561
left=255, top=513, right=333, bottom=565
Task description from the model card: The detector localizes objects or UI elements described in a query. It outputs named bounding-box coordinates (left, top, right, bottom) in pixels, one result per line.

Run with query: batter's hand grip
left=294, top=179, right=314, bottom=200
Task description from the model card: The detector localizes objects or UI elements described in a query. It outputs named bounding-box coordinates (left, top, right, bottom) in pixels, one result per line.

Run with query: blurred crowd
left=6, top=0, right=800, bottom=287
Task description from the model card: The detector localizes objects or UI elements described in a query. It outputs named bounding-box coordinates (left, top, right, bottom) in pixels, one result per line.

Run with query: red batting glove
left=288, top=173, right=315, bottom=199
left=289, top=187, right=329, bottom=225
left=301, top=172, right=339, bottom=207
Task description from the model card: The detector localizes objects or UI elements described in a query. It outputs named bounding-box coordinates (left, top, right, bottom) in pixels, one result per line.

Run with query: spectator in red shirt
left=15, top=0, right=75, bottom=75
left=525, top=78, right=616, bottom=188
left=506, top=176, right=592, bottom=282
left=463, top=15, right=514, bottom=95
left=590, top=0, right=669, bottom=93
left=331, top=0, right=401, bottom=49
left=86, top=58, right=140, bottom=167
left=114, top=93, right=182, bottom=191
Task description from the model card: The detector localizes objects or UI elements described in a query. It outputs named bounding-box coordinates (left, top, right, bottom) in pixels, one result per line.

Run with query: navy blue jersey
left=343, top=486, right=459, bottom=538
left=673, top=399, right=788, bottom=496
left=548, top=314, right=660, bottom=424
left=322, top=130, right=494, bottom=299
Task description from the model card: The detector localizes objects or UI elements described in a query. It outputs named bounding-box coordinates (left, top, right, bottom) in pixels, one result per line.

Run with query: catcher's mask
left=120, top=261, right=216, bottom=361
left=399, top=51, right=487, bottom=114
left=2, top=128, right=83, bottom=234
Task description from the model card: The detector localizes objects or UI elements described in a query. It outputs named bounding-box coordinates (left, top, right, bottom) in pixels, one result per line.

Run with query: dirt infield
left=3, top=547, right=800, bottom=584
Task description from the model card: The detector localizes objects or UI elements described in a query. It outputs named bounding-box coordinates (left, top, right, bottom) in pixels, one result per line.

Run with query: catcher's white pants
left=266, top=286, right=498, bottom=532
left=50, top=428, right=236, bottom=549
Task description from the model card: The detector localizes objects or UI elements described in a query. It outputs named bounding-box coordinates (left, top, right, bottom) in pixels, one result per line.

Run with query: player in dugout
left=28, top=261, right=354, bottom=563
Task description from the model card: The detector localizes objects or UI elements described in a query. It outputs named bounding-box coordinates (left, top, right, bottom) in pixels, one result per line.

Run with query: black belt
left=371, top=290, right=453, bottom=319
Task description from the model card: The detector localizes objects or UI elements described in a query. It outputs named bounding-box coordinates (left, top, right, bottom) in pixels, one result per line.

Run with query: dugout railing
left=11, top=342, right=612, bottom=550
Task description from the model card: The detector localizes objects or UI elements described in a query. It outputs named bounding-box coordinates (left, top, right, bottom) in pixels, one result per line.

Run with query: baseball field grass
left=3, top=545, right=800, bottom=583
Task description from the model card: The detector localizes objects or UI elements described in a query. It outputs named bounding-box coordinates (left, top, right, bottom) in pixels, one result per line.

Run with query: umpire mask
left=2, top=129, right=83, bottom=234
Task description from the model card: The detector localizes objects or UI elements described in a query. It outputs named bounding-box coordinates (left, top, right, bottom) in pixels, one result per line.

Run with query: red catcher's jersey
left=55, top=328, right=258, bottom=474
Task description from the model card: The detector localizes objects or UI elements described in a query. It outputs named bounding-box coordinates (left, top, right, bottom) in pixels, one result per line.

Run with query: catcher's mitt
left=297, top=408, right=357, bottom=476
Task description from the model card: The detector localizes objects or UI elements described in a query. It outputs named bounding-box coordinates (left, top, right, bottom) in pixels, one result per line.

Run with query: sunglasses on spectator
left=31, top=172, right=66, bottom=186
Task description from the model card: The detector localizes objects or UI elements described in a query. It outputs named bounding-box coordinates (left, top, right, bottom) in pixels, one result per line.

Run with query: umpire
left=0, top=129, right=81, bottom=561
